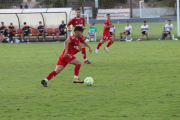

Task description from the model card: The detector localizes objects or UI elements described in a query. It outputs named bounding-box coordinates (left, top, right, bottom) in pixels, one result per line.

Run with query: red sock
left=81, top=47, right=86, bottom=59
left=46, top=70, right=57, bottom=81
left=97, top=42, right=102, bottom=49
left=106, top=41, right=114, bottom=47
left=74, top=64, right=81, bottom=76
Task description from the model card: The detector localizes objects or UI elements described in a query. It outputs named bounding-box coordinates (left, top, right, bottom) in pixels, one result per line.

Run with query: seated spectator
left=109, top=21, right=115, bottom=39
left=56, top=20, right=67, bottom=40
left=120, top=21, right=132, bottom=41
left=36, top=21, right=45, bottom=42
left=163, top=20, right=173, bottom=40
left=0, top=22, right=7, bottom=43
left=8, top=22, right=16, bottom=43
left=139, top=21, right=149, bottom=41
left=86, top=23, right=97, bottom=42
left=21, top=22, right=34, bottom=43
left=24, top=3, right=28, bottom=9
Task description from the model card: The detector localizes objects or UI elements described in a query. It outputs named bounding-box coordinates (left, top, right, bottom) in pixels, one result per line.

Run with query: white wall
left=133, top=7, right=175, bottom=18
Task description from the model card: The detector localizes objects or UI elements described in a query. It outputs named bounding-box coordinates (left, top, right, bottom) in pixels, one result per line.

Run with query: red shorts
left=57, top=51, right=77, bottom=68
left=102, top=34, right=112, bottom=41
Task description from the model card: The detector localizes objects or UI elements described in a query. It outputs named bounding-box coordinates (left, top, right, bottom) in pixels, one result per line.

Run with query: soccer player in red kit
left=67, top=8, right=92, bottom=64
left=95, top=14, right=114, bottom=55
left=41, top=26, right=92, bottom=87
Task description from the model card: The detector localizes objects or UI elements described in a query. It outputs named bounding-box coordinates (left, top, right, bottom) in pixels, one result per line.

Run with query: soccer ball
left=84, top=77, right=94, bottom=86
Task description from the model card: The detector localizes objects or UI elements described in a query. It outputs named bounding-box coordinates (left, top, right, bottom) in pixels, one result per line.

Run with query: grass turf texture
left=83, top=22, right=178, bottom=40
left=0, top=41, right=180, bottom=120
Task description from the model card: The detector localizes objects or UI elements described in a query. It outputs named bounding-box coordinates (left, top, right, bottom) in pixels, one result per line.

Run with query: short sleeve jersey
left=110, top=26, right=115, bottom=32
left=22, top=26, right=30, bottom=32
left=9, top=25, right=16, bottom=34
left=59, top=24, right=67, bottom=32
left=165, top=24, right=173, bottom=32
left=103, top=20, right=111, bottom=35
left=67, top=34, right=84, bottom=54
left=37, top=25, right=45, bottom=32
left=125, top=25, right=132, bottom=33
left=0, top=25, right=7, bottom=32
left=141, top=25, right=149, bottom=32
left=67, top=17, right=85, bottom=27
left=89, top=26, right=97, bottom=33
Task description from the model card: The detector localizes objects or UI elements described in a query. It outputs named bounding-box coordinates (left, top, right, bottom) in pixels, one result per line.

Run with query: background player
left=139, top=21, right=149, bottom=41
left=120, top=21, right=132, bottom=41
left=8, top=22, right=16, bottom=43
left=36, top=21, right=45, bottom=42
left=56, top=20, right=67, bottom=41
left=109, top=21, right=115, bottom=39
left=21, top=22, right=34, bottom=43
left=67, top=8, right=92, bottom=64
left=41, top=26, right=92, bottom=87
left=163, top=20, right=173, bottom=40
left=0, top=22, right=7, bottom=43
left=95, top=14, right=114, bottom=55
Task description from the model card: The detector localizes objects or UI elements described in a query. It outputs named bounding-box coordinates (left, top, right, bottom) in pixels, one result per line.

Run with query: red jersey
left=67, top=17, right=85, bottom=27
left=62, top=34, right=84, bottom=55
left=103, top=20, right=111, bottom=35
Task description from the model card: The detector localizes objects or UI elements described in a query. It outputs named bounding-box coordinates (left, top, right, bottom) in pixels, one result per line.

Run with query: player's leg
left=112, top=32, right=115, bottom=39
left=140, top=32, right=144, bottom=40
left=95, top=38, right=106, bottom=55
left=120, top=32, right=124, bottom=41
left=21, top=33, right=24, bottom=42
left=79, top=43, right=92, bottom=64
left=56, top=32, right=60, bottom=40
left=36, top=32, right=40, bottom=42
left=69, top=58, right=84, bottom=83
left=64, top=33, right=67, bottom=39
left=41, top=65, right=65, bottom=87
left=42, top=32, right=45, bottom=41
left=0, top=34, right=3, bottom=43
left=93, top=33, right=96, bottom=42
left=27, top=33, right=31, bottom=43
left=104, top=36, right=114, bottom=53
left=145, top=31, right=149, bottom=40
left=9, top=32, right=13, bottom=43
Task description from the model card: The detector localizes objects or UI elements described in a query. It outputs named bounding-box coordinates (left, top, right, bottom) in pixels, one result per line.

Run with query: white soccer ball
left=84, top=77, right=94, bottom=86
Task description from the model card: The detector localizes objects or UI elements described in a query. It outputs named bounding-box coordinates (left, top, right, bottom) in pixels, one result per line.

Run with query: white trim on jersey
left=125, top=25, right=132, bottom=33
left=165, top=24, right=173, bottom=32
left=141, top=25, right=149, bottom=32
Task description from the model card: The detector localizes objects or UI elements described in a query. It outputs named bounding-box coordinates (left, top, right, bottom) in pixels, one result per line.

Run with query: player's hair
left=143, top=21, right=146, bottom=23
left=92, top=23, right=95, bottom=25
left=168, top=20, right=171, bottom=22
left=74, top=26, right=84, bottom=32
left=24, top=22, right=26, bottom=24
left=75, top=8, right=81, bottom=11
left=1, top=22, right=4, bottom=24
left=39, top=21, right=42, bottom=23
left=106, top=14, right=110, bottom=16
left=126, top=21, right=129, bottom=23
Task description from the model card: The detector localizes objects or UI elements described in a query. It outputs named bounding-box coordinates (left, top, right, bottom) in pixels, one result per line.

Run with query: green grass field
left=1, top=40, right=180, bottom=120
left=83, top=22, right=178, bottom=40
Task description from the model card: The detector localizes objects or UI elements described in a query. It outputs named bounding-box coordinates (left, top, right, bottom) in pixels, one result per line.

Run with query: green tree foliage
left=155, top=0, right=176, bottom=7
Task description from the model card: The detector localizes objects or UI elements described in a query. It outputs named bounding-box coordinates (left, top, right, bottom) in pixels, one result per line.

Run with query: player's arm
left=104, top=24, right=113, bottom=28
left=67, top=19, right=73, bottom=32
left=170, top=25, right=173, bottom=30
left=81, top=41, right=92, bottom=53
left=3, top=26, right=7, bottom=34
left=63, top=38, right=71, bottom=57
left=83, top=21, right=86, bottom=29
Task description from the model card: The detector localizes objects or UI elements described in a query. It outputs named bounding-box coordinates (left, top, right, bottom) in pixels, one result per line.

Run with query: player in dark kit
left=0, top=22, right=7, bottom=43
left=36, top=21, right=45, bottom=42
left=8, top=22, right=16, bottom=43
left=67, top=8, right=92, bottom=64
left=21, top=22, right=34, bottom=43
left=41, top=26, right=92, bottom=87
